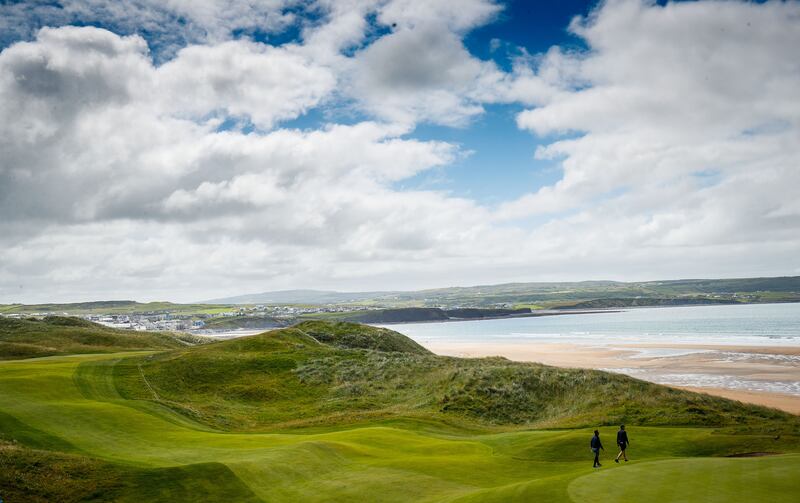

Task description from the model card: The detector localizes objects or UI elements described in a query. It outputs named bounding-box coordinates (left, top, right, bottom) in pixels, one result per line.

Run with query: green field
left=0, top=316, right=207, bottom=360
left=1, top=321, right=798, bottom=502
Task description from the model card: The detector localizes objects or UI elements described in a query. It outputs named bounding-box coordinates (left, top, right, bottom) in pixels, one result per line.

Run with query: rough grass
left=0, top=316, right=207, bottom=360
left=114, top=323, right=798, bottom=433
left=293, top=320, right=432, bottom=354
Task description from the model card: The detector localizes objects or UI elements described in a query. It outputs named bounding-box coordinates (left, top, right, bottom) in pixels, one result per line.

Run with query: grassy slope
left=112, top=323, right=798, bottom=433
left=1, top=321, right=799, bottom=502
left=0, top=316, right=205, bottom=360
left=295, top=320, right=432, bottom=354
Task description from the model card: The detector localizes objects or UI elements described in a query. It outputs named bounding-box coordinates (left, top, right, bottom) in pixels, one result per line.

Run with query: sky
left=1, top=0, right=799, bottom=303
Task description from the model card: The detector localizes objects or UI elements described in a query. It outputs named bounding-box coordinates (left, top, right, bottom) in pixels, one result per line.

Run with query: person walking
left=590, top=430, right=604, bottom=468
left=615, top=425, right=629, bottom=463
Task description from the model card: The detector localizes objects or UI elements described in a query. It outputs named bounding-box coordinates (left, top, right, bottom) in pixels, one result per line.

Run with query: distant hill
left=328, top=307, right=533, bottom=324
left=560, top=297, right=739, bottom=309
left=0, top=316, right=206, bottom=360
left=203, top=276, right=800, bottom=308
left=202, top=289, right=397, bottom=305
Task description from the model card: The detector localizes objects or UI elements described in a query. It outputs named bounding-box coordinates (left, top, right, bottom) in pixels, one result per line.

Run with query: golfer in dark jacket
left=590, top=430, right=604, bottom=467
left=615, top=425, right=629, bottom=463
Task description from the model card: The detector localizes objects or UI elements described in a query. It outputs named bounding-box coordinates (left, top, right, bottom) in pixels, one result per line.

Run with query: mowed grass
left=568, top=456, right=800, bottom=503
left=1, top=323, right=799, bottom=501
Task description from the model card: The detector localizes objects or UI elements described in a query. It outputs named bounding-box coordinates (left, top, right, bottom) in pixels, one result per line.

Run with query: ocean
left=383, top=303, right=800, bottom=347
left=383, top=303, right=800, bottom=397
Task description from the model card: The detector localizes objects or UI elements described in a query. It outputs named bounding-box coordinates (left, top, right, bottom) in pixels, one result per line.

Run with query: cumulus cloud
left=1, top=0, right=799, bottom=302
left=157, top=40, right=335, bottom=128
left=502, top=0, right=800, bottom=259
left=0, top=0, right=296, bottom=59
left=0, top=22, right=503, bottom=301
left=346, top=0, right=506, bottom=126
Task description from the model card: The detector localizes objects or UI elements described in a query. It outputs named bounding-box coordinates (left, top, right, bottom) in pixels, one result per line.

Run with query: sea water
left=383, top=303, right=800, bottom=396
left=383, top=303, right=800, bottom=347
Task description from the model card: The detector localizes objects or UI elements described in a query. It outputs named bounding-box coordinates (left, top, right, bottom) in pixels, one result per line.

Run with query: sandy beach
left=424, top=341, right=800, bottom=415
left=675, top=386, right=800, bottom=415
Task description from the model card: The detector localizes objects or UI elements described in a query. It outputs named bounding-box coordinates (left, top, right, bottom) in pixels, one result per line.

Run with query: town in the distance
left=3, top=276, right=798, bottom=333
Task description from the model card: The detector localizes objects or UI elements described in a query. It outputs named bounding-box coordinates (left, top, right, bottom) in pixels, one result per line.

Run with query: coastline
left=372, top=309, right=620, bottom=325
left=674, top=386, right=800, bottom=415
left=423, top=340, right=800, bottom=415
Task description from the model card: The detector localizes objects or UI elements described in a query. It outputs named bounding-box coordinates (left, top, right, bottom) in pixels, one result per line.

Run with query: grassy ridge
left=294, top=320, right=432, bottom=354
left=207, top=276, right=800, bottom=308
left=114, top=322, right=798, bottom=432
left=0, top=316, right=206, bottom=360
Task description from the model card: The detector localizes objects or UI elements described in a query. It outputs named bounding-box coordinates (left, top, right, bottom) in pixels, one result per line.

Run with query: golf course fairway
left=1, top=349, right=798, bottom=502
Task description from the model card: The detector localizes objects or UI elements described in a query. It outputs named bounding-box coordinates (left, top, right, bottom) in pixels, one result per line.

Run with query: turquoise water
left=384, top=303, right=800, bottom=347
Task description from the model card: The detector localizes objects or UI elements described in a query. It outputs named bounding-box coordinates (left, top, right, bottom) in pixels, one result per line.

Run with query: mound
left=0, top=316, right=205, bottom=360
left=293, top=320, right=431, bottom=354
left=111, top=321, right=798, bottom=433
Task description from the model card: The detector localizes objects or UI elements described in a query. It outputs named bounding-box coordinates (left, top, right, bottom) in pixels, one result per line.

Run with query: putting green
left=1, top=353, right=798, bottom=502
left=568, top=455, right=800, bottom=502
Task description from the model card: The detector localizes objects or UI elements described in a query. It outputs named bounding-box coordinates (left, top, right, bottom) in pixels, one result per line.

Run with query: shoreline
left=673, top=386, right=800, bottom=415
left=372, top=309, right=620, bottom=326
left=423, top=340, right=800, bottom=415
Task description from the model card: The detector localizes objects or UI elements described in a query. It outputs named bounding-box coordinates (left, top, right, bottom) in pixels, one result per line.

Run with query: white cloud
left=0, top=24, right=505, bottom=301
left=377, top=0, right=502, bottom=32
left=157, top=40, right=335, bottom=128
left=0, top=0, right=296, bottom=58
left=502, top=0, right=800, bottom=261
left=1, top=0, right=799, bottom=303
left=349, top=0, right=506, bottom=126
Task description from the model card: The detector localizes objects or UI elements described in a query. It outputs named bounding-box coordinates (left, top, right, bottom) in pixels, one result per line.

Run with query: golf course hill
left=2, top=318, right=800, bottom=502
left=109, top=320, right=798, bottom=432
left=0, top=316, right=206, bottom=360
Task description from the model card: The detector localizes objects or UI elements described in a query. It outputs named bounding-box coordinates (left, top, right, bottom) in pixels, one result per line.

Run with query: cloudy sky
left=1, top=0, right=799, bottom=303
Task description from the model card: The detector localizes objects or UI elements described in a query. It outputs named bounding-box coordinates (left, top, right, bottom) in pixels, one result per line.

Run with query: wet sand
left=425, top=341, right=800, bottom=415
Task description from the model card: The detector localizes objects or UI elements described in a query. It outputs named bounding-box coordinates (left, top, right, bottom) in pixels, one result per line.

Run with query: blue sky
left=0, top=0, right=598, bottom=205
left=299, top=0, right=598, bottom=204
left=1, top=0, right=798, bottom=302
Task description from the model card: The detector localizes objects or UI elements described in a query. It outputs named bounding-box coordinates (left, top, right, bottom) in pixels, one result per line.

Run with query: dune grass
left=111, top=324, right=799, bottom=432
left=0, top=322, right=799, bottom=501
